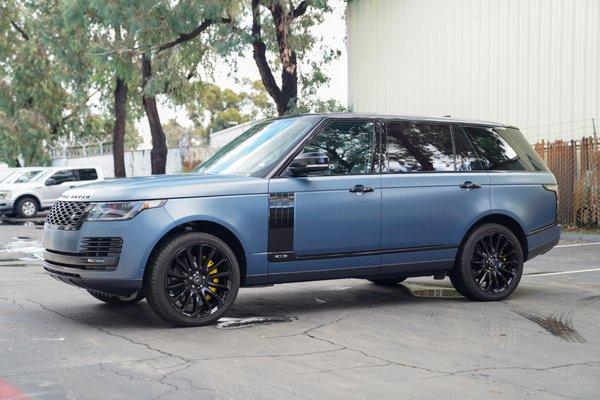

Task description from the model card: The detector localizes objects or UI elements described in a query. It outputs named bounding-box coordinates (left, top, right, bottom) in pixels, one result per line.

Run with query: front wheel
left=144, top=232, right=240, bottom=327
left=16, top=197, right=38, bottom=218
left=450, top=223, right=524, bottom=301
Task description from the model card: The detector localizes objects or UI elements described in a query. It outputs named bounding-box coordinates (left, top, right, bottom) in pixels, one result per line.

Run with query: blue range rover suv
left=43, top=114, right=560, bottom=326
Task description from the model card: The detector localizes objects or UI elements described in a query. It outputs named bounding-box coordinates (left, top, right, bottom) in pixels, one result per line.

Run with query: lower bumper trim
left=44, top=266, right=142, bottom=295
left=528, top=237, right=560, bottom=260
left=43, top=250, right=118, bottom=271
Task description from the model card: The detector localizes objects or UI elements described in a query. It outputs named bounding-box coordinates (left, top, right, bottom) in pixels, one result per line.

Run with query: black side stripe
left=269, top=244, right=457, bottom=263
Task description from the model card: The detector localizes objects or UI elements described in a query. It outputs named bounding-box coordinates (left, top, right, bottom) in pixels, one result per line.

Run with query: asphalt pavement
left=0, top=220, right=599, bottom=399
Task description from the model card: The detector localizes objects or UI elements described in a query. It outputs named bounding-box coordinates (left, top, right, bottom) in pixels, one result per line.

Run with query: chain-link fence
left=534, top=137, right=600, bottom=228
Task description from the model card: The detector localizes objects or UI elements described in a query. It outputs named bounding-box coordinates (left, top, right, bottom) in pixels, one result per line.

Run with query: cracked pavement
left=1, top=224, right=599, bottom=399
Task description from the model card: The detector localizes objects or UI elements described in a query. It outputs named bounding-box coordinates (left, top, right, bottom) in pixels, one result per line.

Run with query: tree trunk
left=141, top=54, right=168, bottom=175
left=251, top=0, right=304, bottom=116
left=112, top=77, right=128, bottom=178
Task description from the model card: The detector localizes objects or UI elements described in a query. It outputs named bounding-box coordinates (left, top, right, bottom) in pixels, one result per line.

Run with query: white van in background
left=0, top=166, right=104, bottom=217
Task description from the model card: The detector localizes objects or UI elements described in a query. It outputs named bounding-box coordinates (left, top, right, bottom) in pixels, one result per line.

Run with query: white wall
left=348, top=0, right=600, bottom=142
left=52, top=148, right=183, bottom=178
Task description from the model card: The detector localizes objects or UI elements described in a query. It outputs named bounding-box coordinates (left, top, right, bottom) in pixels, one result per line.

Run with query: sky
left=139, top=0, right=348, bottom=148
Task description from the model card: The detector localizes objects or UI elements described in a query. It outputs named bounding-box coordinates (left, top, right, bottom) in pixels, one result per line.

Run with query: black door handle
left=349, top=184, right=374, bottom=193
left=460, top=181, right=482, bottom=189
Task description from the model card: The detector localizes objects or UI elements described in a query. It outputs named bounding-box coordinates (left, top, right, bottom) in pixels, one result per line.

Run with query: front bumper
left=0, top=200, right=14, bottom=212
left=43, top=206, right=173, bottom=294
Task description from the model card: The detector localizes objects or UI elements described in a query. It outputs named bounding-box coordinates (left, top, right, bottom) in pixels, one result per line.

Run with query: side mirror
left=45, top=178, right=58, bottom=186
left=288, top=152, right=330, bottom=177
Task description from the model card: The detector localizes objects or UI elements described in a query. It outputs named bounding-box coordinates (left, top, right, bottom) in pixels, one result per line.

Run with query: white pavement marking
left=555, top=242, right=600, bottom=248
left=526, top=268, right=600, bottom=277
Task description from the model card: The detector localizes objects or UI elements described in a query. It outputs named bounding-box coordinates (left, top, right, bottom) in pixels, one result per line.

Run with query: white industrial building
left=347, top=0, right=600, bottom=142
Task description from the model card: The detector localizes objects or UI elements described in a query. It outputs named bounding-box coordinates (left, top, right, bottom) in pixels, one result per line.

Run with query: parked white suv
left=0, top=166, right=104, bottom=217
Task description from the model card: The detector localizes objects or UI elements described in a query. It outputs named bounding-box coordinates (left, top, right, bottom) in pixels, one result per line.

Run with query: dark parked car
left=42, top=114, right=560, bottom=326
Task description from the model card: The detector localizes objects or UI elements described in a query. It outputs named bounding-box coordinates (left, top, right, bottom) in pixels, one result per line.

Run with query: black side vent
left=80, top=237, right=123, bottom=257
left=268, top=193, right=294, bottom=261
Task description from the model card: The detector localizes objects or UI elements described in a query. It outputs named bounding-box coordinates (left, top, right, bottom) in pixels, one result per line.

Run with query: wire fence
left=523, top=118, right=598, bottom=143
left=534, top=137, right=600, bottom=228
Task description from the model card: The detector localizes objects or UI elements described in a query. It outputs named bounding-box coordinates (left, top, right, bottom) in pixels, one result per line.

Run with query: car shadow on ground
left=42, top=280, right=556, bottom=329
left=50, top=282, right=468, bottom=329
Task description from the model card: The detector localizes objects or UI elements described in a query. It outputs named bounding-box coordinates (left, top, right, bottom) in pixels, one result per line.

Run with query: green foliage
left=163, top=119, right=206, bottom=148
left=185, top=81, right=275, bottom=134
left=218, top=0, right=345, bottom=115
left=0, top=0, right=347, bottom=167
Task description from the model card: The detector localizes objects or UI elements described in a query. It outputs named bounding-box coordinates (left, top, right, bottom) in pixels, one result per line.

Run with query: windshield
left=194, top=116, right=320, bottom=177
left=0, top=170, right=17, bottom=182
left=13, top=170, right=45, bottom=183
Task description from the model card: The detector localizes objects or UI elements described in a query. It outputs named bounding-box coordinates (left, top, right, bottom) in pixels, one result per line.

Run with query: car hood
left=59, top=174, right=268, bottom=202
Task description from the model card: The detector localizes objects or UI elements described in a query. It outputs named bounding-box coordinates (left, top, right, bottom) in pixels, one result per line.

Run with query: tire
left=144, top=232, right=240, bottom=327
left=16, top=197, right=38, bottom=218
left=368, top=277, right=407, bottom=286
left=450, top=223, right=524, bottom=301
left=88, top=290, right=145, bottom=305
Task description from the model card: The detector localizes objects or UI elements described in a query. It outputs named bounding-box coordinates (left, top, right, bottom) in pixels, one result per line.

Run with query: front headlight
left=0, top=191, right=11, bottom=200
left=86, top=200, right=166, bottom=221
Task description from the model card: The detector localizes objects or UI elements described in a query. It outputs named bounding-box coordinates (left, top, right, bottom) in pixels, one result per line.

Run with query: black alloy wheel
left=145, top=232, right=240, bottom=326
left=471, top=231, right=519, bottom=294
left=450, top=223, right=523, bottom=301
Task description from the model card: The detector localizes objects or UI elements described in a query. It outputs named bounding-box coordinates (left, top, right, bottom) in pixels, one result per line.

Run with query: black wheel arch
left=145, top=220, right=248, bottom=285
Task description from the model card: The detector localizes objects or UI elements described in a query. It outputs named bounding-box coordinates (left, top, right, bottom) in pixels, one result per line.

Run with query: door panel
left=270, top=175, right=381, bottom=256
left=380, top=122, right=491, bottom=272
left=380, top=172, right=490, bottom=268
left=267, top=119, right=383, bottom=279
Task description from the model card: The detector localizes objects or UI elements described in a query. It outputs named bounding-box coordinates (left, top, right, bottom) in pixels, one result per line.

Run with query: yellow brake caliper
left=204, top=259, right=219, bottom=301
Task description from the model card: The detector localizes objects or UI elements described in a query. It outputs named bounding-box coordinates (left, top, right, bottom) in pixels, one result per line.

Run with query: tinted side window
left=51, top=170, right=77, bottom=184
left=385, top=122, right=454, bottom=173
left=78, top=168, right=98, bottom=181
left=295, top=121, right=375, bottom=176
left=453, top=127, right=483, bottom=171
left=462, top=126, right=549, bottom=172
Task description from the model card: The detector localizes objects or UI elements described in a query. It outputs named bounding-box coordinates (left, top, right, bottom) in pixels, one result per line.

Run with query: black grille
left=45, top=201, right=89, bottom=230
left=80, top=237, right=123, bottom=257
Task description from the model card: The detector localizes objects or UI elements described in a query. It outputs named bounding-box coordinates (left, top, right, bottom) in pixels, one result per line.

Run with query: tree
left=181, top=81, right=276, bottom=139
left=0, top=0, right=96, bottom=166
left=62, top=1, right=143, bottom=177
left=240, top=0, right=343, bottom=116
left=133, top=2, right=236, bottom=174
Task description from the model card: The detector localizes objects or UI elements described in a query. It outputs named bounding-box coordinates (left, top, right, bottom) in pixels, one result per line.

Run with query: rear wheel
left=88, top=290, right=145, bottom=305
left=16, top=197, right=38, bottom=218
left=368, top=277, right=407, bottom=286
left=144, top=232, right=240, bottom=327
left=450, top=223, right=523, bottom=301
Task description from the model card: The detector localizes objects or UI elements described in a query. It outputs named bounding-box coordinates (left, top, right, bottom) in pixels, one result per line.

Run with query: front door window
left=288, top=121, right=375, bottom=176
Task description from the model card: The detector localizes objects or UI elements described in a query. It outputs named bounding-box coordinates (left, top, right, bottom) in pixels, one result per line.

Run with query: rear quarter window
left=78, top=169, right=98, bottom=181
left=462, top=126, right=549, bottom=172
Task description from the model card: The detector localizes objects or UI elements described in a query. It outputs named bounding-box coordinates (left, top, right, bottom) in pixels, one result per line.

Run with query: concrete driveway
left=0, top=223, right=599, bottom=399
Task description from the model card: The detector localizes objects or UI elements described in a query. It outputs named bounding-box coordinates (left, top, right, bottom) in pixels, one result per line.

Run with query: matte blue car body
left=42, top=114, right=561, bottom=296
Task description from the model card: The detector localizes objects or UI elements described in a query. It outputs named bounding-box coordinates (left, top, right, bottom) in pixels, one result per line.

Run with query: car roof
left=307, top=113, right=510, bottom=127
left=47, top=166, right=100, bottom=170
